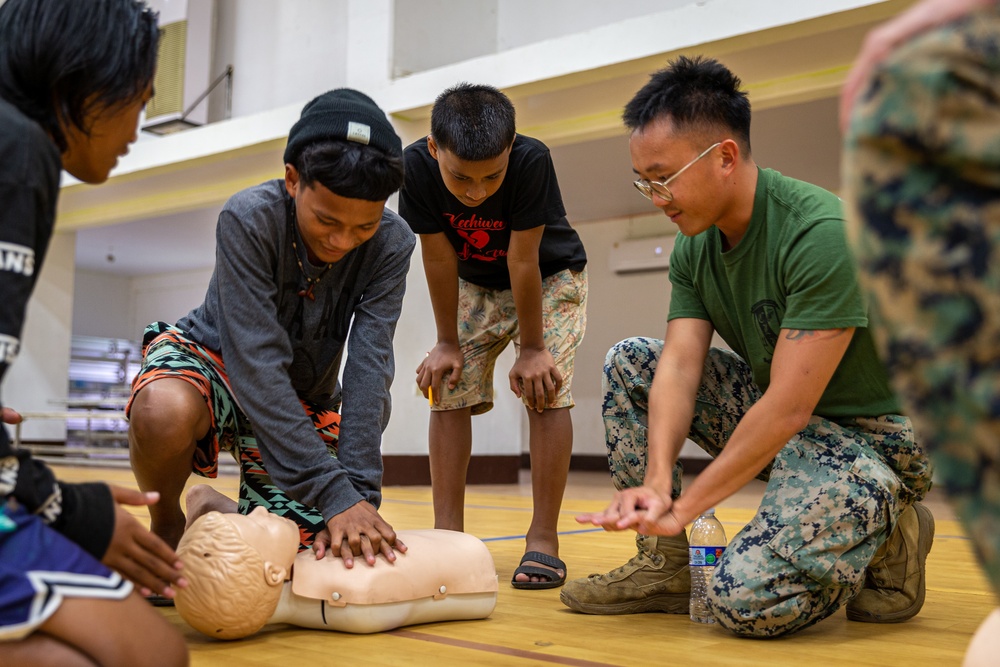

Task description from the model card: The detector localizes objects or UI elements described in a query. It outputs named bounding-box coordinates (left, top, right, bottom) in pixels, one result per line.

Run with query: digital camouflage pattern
left=843, top=7, right=1000, bottom=597
left=603, top=338, right=931, bottom=636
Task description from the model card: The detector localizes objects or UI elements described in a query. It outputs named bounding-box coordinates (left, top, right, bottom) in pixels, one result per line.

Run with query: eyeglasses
left=633, top=142, right=721, bottom=202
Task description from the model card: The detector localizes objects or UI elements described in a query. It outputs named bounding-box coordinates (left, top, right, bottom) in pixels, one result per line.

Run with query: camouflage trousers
left=604, top=338, right=932, bottom=637
left=843, top=7, right=1000, bottom=599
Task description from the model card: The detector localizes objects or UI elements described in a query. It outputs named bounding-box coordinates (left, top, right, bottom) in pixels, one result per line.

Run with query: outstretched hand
left=576, top=486, right=685, bottom=537
left=2, top=407, right=21, bottom=425
left=102, top=485, right=187, bottom=599
left=312, top=501, right=407, bottom=567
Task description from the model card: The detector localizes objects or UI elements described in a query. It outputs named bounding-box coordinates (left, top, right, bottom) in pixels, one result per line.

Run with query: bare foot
left=184, top=484, right=238, bottom=529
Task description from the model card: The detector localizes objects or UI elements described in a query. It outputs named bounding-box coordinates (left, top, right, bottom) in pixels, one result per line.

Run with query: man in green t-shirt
left=560, top=56, right=934, bottom=638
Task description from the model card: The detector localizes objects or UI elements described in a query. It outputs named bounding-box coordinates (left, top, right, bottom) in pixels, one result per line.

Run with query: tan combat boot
left=847, top=502, right=935, bottom=623
left=559, top=533, right=690, bottom=615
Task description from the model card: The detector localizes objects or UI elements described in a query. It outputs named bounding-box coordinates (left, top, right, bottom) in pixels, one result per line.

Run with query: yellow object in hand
left=428, top=385, right=433, bottom=407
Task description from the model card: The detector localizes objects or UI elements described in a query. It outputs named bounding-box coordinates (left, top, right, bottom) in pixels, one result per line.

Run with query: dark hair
left=295, top=140, right=405, bottom=201
left=623, top=56, right=751, bottom=154
left=0, top=0, right=159, bottom=152
left=430, top=83, right=516, bottom=161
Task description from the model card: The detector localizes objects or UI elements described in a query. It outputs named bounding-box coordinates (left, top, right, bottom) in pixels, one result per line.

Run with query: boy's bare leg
left=5, top=593, right=189, bottom=667
left=515, top=406, right=572, bottom=583
left=428, top=407, right=473, bottom=531
left=128, top=378, right=211, bottom=549
left=0, top=633, right=97, bottom=667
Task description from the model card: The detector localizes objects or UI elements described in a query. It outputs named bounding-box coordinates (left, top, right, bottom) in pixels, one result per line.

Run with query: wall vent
left=608, top=235, right=674, bottom=275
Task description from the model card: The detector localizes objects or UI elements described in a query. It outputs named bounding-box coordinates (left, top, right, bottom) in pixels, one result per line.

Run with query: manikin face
left=428, top=136, right=511, bottom=208
left=629, top=116, right=726, bottom=238
left=284, top=164, right=385, bottom=265
left=226, top=506, right=299, bottom=572
left=60, top=83, right=154, bottom=184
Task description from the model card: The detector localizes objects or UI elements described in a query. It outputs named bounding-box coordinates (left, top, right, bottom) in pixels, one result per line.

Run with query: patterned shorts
left=126, top=322, right=339, bottom=549
left=432, top=268, right=588, bottom=414
left=0, top=502, right=131, bottom=641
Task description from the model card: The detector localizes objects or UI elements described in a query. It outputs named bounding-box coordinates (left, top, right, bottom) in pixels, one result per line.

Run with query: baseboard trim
left=21, top=444, right=710, bottom=486
left=383, top=453, right=712, bottom=486
left=382, top=454, right=521, bottom=486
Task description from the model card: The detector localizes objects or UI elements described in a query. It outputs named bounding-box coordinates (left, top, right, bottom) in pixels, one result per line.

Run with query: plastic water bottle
left=689, top=508, right=727, bottom=624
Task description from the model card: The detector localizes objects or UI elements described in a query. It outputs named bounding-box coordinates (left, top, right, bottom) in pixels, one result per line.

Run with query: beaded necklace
left=288, top=198, right=332, bottom=301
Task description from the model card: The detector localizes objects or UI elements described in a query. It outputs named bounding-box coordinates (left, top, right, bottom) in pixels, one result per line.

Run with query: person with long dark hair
left=0, top=1, right=188, bottom=665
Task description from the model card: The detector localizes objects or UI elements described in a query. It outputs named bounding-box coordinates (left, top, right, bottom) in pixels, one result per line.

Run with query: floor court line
left=481, top=527, right=604, bottom=542
left=388, top=629, right=621, bottom=667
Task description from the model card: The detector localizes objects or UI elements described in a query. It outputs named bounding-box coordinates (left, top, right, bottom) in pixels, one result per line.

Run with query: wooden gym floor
left=51, top=465, right=994, bottom=667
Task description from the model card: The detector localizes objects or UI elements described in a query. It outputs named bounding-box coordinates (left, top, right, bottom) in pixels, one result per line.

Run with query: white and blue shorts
left=0, top=502, right=132, bottom=641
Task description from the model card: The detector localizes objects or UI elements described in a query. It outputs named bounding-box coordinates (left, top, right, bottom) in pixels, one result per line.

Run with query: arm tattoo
left=784, top=329, right=849, bottom=341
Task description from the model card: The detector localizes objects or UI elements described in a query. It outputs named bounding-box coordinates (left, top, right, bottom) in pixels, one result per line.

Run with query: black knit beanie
left=283, top=88, right=402, bottom=165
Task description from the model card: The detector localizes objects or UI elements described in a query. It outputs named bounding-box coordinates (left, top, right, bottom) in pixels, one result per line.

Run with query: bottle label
left=689, top=546, right=725, bottom=566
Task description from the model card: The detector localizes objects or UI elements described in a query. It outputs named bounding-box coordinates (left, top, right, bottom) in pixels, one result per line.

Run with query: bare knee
left=129, top=379, right=210, bottom=453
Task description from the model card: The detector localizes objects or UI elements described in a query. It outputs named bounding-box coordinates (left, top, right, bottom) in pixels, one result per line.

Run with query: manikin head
left=623, top=56, right=753, bottom=239
left=175, top=508, right=299, bottom=640
left=427, top=83, right=516, bottom=208
left=0, top=0, right=160, bottom=183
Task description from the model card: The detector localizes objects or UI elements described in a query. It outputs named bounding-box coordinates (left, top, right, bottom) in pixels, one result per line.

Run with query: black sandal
left=511, top=551, right=567, bottom=590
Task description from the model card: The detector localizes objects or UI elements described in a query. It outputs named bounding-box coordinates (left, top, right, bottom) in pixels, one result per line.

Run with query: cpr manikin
left=174, top=507, right=498, bottom=639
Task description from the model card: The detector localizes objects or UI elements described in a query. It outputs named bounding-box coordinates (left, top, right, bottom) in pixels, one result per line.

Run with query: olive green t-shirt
left=668, top=168, right=899, bottom=418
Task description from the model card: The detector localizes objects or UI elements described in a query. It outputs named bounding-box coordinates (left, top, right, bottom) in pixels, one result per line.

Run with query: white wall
left=5, top=233, right=76, bottom=440
left=72, top=269, right=212, bottom=344
left=496, top=0, right=692, bottom=51
left=210, top=0, right=350, bottom=120
left=73, top=271, right=133, bottom=340
left=393, top=1, right=498, bottom=77
left=129, top=268, right=214, bottom=336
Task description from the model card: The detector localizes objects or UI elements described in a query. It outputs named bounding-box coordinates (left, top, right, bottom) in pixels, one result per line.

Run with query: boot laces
left=591, top=549, right=664, bottom=582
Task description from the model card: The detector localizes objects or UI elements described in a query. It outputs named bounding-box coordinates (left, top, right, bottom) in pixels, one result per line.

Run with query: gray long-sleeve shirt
left=179, top=179, right=415, bottom=521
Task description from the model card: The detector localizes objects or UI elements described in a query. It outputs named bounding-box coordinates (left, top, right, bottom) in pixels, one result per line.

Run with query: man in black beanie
left=127, top=89, right=416, bottom=568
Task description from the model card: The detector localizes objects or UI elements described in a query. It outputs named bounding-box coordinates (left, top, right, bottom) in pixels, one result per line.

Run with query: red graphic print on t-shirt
left=444, top=213, right=508, bottom=262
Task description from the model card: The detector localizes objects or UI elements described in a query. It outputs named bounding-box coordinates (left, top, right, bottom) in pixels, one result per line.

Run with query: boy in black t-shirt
left=399, top=83, right=587, bottom=589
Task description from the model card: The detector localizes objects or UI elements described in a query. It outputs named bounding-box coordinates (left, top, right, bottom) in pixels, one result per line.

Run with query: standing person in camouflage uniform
left=560, top=55, right=934, bottom=638
left=841, top=0, right=1000, bottom=661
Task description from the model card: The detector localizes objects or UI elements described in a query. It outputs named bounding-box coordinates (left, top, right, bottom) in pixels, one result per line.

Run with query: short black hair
left=295, top=140, right=405, bottom=201
left=623, top=56, right=751, bottom=154
left=430, top=83, right=516, bottom=161
left=0, top=0, right=160, bottom=152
